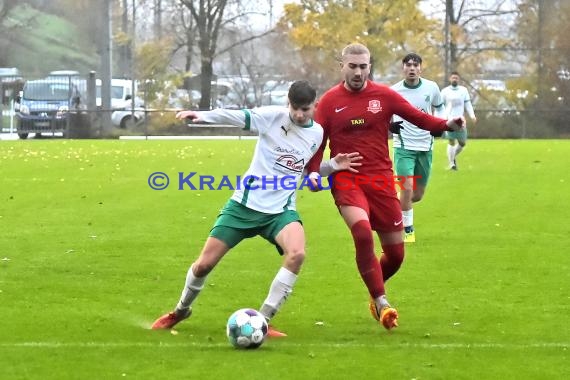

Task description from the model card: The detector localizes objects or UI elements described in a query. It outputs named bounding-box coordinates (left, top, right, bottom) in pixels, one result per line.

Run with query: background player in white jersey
left=441, top=71, right=477, bottom=170
left=390, top=53, right=446, bottom=243
left=151, top=80, right=362, bottom=337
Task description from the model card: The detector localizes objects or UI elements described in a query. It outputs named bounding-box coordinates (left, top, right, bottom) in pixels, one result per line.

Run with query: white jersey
left=441, top=85, right=476, bottom=120
left=196, top=106, right=323, bottom=214
left=391, top=78, right=445, bottom=151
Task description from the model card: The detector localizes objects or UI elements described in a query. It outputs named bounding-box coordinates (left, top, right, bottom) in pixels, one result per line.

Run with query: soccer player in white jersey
left=390, top=53, right=446, bottom=243
left=151, top=80, right=362, bottom=337
left=441, top=71, right=477, bottom=170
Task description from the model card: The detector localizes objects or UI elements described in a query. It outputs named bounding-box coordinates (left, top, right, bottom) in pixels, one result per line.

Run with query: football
left=226, top=308, right=268, bottom=349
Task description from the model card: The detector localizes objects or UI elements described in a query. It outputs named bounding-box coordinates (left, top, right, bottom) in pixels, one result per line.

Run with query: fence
left=470, top=109, right=570, bottom=139
left=2, top=73, right=569, bottom=139
left=117, top=108, right=570, bottom=139
left=1, top=73, right=148, bottom=139
left=0, top=74, right=25, bottom=133
left=14, top=75, right=88, bottom=138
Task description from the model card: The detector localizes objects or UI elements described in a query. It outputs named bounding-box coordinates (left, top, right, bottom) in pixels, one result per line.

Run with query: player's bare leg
left=447, top=139, right=457, bottom=170
left=401, top=177, right=425, bottom=243
left=453, top=139, right=466, bottom=170
left=152, top=237, right=229, bottom=329
left=259, top=222, right=305, bottom=338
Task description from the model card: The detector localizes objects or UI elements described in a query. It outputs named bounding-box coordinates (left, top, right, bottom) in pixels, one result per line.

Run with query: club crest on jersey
left=367, top=100, right=382, bottom=114
left=275, top=155, right=304, bottom=173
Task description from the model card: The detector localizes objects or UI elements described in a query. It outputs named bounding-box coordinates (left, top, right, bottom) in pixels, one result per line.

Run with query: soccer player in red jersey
left=306, top=43, right=464, bottom=329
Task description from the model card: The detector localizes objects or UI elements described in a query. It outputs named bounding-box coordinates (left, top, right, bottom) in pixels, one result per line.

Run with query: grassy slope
left=0, top=139, right=568, bottom=379
left=5, top=4, right=98, bottom=77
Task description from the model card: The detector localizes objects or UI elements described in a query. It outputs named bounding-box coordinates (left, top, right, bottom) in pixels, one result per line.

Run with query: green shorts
left=445, top=128, right=468, bottom=142
left=209, top=199, right=301, bottom=255
left=394, top=147, right=433, bottom=187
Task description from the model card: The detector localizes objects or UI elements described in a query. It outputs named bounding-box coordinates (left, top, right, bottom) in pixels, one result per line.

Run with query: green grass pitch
left=0, top=139, right=568, bottom=379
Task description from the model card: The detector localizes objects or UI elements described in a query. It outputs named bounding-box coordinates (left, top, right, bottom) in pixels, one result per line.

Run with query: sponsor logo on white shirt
left=275, top=155, right=304, bottom=173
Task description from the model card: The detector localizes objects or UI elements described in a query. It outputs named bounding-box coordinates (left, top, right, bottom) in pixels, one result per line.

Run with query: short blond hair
left=341, top=43, right=370, bottom=58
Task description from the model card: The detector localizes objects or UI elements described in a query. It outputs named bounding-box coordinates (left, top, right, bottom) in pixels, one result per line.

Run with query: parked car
left=96, top=78, right=140, bottom=109
left=167, top=89, right=201, bottom=110
left=0, top=67, right=22, bottom=79
left=261, top=90, right=288, bottom=106
left=15, top=77, right=86, bottom=139
left=261, top=81, right=292, bottom=106
left=96, top=78, right=145, bottom=128
left=48, top=70, right=81, bottom=78
left=110, top=97, right=146, bottom=129
left=0, top=67, right=24, bottom=105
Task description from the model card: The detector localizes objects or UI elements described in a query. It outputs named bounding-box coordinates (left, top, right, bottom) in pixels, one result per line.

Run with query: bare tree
left=0, top=0, right=30, bottom=66
left=442, top=0, right=520, bottom=82
left=168, top=2, right=198, bottom=84
left=178, top=0, right=229, bottom=109
left=116, top=0, right=132, bottom=78
left=176, top=0, right=275, bottom=109
left=514, top=1, right=570, bottom=116
left=0, top=0, right=18, bottom=23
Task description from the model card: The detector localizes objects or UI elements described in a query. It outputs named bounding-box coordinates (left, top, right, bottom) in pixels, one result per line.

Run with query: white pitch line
left=1, top=342, right=567, bottom=349
left=118, top=135, right=259, bottom=140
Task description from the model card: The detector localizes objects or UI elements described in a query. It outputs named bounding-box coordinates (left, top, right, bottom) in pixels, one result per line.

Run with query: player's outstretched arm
left=307, top=152, right=362, bottom=191
left=177, top=108, right=249, bottom=127
left=328, top=152, right=362, bottom=173
left=446, top=117, right=465, bottom=131
left=317, top=152, right=362, bottom=176
left=176, top=110, right=203, bottom=123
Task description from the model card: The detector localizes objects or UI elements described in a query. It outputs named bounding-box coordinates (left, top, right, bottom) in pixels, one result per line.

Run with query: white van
left=96, top=78, right=139, bottom=109
left=96, top=78, right=145, bottom=129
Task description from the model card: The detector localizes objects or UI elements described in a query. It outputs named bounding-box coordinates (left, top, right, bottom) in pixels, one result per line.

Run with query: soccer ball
left=226, top=308, right=268, bottom=349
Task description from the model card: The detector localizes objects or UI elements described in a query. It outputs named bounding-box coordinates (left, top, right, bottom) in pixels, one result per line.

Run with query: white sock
left=454, top=144, right=464, bottom=157
left=447, top=144, right=455, bottom=165
left=402, top=209, right=413, bottom=228
left=259, top=267, right=297, bottom=321
left=176, top=264, right=206, bottom=311
left=375, top=295, right=391, bottom=311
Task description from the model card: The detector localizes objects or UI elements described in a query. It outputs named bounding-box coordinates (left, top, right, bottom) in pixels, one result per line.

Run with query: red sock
left=380, top=242, right=405, bottom=282
left=351, top=220, right=384, bottom=298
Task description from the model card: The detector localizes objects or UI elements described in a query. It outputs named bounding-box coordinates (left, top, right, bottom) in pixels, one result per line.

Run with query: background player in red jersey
left=306, top=43, right=464, bottom=330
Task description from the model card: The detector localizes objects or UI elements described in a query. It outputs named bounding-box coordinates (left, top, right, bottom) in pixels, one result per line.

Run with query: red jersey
left=307, top=80, right=449, bottom=175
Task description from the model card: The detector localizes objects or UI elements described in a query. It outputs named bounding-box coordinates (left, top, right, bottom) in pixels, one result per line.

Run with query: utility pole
left=120, top=0, right=130, bottom=78
left=101, top=0, right=113, bottom=133
left=154, top=0, right=162, bottom=39
left=537, top=0, right=544, bottom=107
left=269, top=0, right=274, bottom=28
left=444, top=0, right=452, bottom=84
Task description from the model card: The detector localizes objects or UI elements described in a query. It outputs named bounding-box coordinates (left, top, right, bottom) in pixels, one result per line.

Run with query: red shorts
left=330, top=172, right=403, bottom=233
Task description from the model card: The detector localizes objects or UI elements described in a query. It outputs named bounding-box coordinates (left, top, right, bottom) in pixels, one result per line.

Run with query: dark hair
left=402, top=53, right=422, bottom=64
left=450, top=71, right=460, bottom=76
left=288, top=80, right=317, bottom=106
